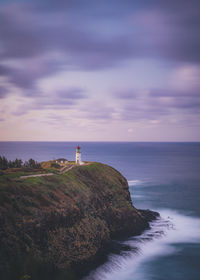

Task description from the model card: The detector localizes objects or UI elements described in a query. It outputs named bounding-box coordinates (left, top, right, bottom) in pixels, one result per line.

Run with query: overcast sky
left=0, top=0, right=200, bottom=141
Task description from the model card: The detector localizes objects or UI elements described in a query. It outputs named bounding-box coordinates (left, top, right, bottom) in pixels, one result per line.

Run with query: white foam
left=84, top=209, right=200, bottom=280
left=131, top=194, right=144, bottom=198
left=128, top=180, right=143, bottom=186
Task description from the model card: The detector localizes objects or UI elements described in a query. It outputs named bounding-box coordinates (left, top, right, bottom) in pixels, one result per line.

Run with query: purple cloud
left=57, top=88, right=87, bottom=99
left=0, top=86, right=8, bottom=98
left=0, top=0, right=199, bottom=132
left=12, top=85, right=87, bottom=116
left=113, top=89, right=139, bottom=99
left=0, top=0, right=200, bottom=96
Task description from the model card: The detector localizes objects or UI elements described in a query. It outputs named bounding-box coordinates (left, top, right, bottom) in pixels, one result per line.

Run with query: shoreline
left=85, top=208, right=200, bottom=280
left=76, top=209, right=159, bottom=279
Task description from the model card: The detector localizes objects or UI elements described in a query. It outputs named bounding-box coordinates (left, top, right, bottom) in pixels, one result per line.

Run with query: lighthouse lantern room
left=76, top=146, right=82, bottom=164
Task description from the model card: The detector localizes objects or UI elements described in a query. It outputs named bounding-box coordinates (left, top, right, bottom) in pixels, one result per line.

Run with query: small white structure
left=76, top=146, right=83, bottom=165
left=56, top=158, right=68, bottom=165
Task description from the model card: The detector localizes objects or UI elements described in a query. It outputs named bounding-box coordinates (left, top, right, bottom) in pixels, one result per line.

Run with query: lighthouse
left=76, top=146, right=82, bottom=164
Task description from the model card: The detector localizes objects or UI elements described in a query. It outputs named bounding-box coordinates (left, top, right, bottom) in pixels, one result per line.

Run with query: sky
left=0, top=0, right=200, bottom=141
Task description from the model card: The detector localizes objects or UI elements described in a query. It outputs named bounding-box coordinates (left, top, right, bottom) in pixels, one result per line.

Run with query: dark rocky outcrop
left=0, top=163, right=158, bottom=280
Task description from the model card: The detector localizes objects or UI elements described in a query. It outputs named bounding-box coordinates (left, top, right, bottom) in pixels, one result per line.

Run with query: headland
left=0, top=161, right=158, bottom=280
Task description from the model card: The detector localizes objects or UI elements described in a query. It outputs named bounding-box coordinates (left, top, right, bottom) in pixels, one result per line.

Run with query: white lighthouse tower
left=76, top=146, right=82, bottom=164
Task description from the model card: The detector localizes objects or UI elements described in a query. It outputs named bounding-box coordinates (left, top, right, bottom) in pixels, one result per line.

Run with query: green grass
left=0, top=171, right=38, bottom=179
left=22, top=176, right=44, bottom=184
left=43, top=168, right=58, bottom=174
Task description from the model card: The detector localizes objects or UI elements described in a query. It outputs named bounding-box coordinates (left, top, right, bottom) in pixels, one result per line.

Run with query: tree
left=24, top=158, right=41, bottom=169
left=0, top=155, right=41, bottom=170
left=0, top=156, right=8, bottom=170
left=14, top=158, right=23, bottom=168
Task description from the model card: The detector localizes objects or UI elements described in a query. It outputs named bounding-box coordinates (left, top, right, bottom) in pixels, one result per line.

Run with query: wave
left=83, top=209, right=200, bottom=280
left=128, top=180, right=143, bottom=186
left=131, top=194, right=144, bottom=198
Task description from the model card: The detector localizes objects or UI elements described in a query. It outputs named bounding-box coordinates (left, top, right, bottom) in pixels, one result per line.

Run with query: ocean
left=1, top=141, right=200, bottom=280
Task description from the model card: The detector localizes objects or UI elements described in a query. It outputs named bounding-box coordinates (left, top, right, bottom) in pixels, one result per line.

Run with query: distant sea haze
left=1, top=141, right=200, bottom=280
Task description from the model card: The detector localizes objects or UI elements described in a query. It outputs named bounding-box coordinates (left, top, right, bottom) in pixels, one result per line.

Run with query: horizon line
left=0, top=140, right=200, bottom=143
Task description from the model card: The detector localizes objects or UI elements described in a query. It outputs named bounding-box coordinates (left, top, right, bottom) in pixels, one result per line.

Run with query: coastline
left=77, top=209, right=159, bottom=279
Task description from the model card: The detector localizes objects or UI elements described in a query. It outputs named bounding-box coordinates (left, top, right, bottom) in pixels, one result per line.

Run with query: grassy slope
left=0, top=162, right=151, bottom=280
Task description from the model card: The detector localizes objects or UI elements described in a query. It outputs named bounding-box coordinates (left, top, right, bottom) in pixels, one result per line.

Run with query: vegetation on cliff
left=0, top=162, right=158, bottom=280
left=0, top=156, right=41, bottom=170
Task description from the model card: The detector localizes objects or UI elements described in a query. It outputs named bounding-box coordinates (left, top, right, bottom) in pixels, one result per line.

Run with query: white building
left=56, top=158, right=68, bottom=164
left=76, top=146, right=83, bottom=164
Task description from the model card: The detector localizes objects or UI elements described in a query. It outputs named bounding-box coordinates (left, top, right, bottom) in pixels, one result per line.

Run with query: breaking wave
left=83, top=209, right=200, bottom=280
left=128, top=180, right=143, bottom=186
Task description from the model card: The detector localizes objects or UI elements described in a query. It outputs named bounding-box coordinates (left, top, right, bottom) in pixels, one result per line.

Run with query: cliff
left=0, top=163, right=158, bottom=280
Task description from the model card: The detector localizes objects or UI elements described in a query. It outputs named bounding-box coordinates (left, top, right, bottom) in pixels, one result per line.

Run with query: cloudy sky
left=0, top=0, right=200, bottom=141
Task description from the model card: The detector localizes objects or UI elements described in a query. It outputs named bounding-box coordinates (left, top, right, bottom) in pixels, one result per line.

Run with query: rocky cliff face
left=0, top=163, right=158, bottom=280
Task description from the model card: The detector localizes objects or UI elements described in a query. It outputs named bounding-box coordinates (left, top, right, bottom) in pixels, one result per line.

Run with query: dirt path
left=19, top=173, right=54, bottom=179
left=60, top=165, right=75, bottom=174
left=19, top=165, right=75, bottom=179
left=18, top=162, right=91, bottom=179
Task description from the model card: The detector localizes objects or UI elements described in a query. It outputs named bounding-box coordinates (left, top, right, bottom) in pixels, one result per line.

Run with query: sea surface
left=1, top=141, right=200, bottom=280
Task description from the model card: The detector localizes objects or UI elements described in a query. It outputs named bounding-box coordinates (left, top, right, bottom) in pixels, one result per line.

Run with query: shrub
left=51, top=163, right=60, bottom=169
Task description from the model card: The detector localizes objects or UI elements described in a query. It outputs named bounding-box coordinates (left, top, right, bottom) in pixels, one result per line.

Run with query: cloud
left=57, top=88, right=87, bottom=99
left=112, top=62, right=200, bottom=122
left=169, top=66, right=200, bottom=93
left=113, top=89, right=139, bottom=99
left=0, top=2, right=136, bottom=94
left=13, top=99, right=75, bottom=116
left=128, top=0, right=200, bottom=63
left=0, top=64, right=10, bottom=76
left=80, top=101, right=115, bottom=120
left=113, top=84, right=200, bottom=122
left=0, top=55, right=63, bottom=92
left=0, top=0, right=200, bottom=96
left=120, top=102, right=170, bottom=121
left=0, top=0, right=200, bottom=138
left=12, top=86, right=87, bottom=116
left=0, top=86, right=8, bottom=98
left=149, top=94, right=200, bottom=111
